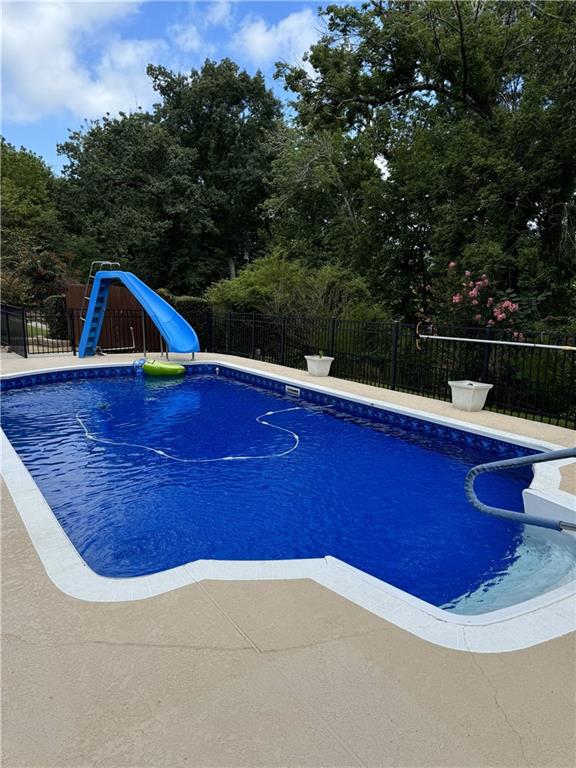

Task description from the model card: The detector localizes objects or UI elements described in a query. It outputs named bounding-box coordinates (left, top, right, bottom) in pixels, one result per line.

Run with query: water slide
left=78, top=270, right=200, bottom=358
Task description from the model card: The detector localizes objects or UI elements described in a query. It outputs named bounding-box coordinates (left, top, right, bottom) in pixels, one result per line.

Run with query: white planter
left=305, top=355, right=334, bottom=377
left=448, top=380, right=493, bottom=412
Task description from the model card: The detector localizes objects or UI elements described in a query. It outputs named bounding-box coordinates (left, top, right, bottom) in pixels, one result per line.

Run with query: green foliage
left=277, top=0, right=576, bottom=321
left=1, top=140, right=68, bottom=305
left=1, top=139, right=63, bottom=252
left=43, top=294, right=68, bottom=339
left=1, top=247, right=67, bottom=306
left=58, top=111, right=215, bottom=291
left=6, top=3, right=576, bottom=330
left=205, top=251, right=388, bottom=319
left=57, top=59, right=281, bottom=295
left=265, top=129, right=383, bottom=270
left=158, top=289, right=210, bottom=315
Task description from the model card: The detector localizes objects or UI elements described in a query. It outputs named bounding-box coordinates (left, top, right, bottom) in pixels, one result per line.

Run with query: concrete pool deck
left=1, top=352, right=575, bottom=767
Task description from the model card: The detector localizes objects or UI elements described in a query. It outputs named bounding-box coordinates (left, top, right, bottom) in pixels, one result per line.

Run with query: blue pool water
left=2, top=369, right=573, bottom=610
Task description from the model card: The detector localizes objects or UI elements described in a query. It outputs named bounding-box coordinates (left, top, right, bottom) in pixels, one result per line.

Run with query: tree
left=58, top=112, right=217, bottom=291
left=1, top=139, right=67, bottom=304
left=148, top=59, right=282, bottom=281
left=265, top=129, right=384, bottom=272
left=57, top=59, right=283, bottom=294
left=277, top=0, right=576, bottom=321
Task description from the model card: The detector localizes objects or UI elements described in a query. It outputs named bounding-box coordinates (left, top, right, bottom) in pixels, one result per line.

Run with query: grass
left=26, top=321, right=47, bottom=339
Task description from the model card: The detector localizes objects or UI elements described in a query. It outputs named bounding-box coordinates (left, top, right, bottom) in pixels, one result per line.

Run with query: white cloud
left=205, top=0, right=233, bottom=28
left=169, top=21, right=203, bottom=53
left=2, top=2, right=166, bottom=123
left=168, top=1, right=232, bottom=56
left=232, top=9, right=321, bottom=68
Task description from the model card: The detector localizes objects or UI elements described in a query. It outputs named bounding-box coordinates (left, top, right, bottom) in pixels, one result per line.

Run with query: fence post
left=481, top=326, right=493, bottom=382
left=68, top=310, right=76, bottom=356
left=5, top=306, right=11, bottom=347
left=226, top=312, right=231, bottom=354
left=280, top=316, right=287, bottom=365
left=141, top=311, right=147, bottom=356
left=329, top=317, right=337, bottom=358
left=390, top=321, right=400, bottom=390
left=251, top=312, right=256, bottom=359
left=21, top=307, right=28, bottom=358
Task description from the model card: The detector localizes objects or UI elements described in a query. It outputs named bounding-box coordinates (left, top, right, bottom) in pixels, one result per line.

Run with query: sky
left=2, top=0, right=336, bottom=173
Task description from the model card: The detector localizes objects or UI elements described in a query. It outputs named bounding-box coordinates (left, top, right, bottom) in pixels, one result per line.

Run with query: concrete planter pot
left=448, top=380, right=493, bottom=412
left=305, top=355, right=334, bottom=377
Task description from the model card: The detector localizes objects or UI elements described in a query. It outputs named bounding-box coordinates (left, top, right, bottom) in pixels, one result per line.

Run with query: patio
left=2, top=353, right=575, bottom=767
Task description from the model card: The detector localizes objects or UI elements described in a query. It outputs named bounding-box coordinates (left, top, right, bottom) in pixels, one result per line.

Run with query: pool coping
left=1, top=359, right=575, bottom=653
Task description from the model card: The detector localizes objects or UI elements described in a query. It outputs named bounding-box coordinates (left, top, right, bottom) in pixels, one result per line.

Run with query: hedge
left=43, top=294, right=68, bottom=340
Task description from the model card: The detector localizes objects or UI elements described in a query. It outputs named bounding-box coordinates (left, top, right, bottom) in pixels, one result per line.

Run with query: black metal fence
left=1, top=306, right=167, bottom=357
left=1, top=304, right=28, bottom=357
left=1, top=303, right=574, bottom=428
left=205, top=312, right=576, bottom=428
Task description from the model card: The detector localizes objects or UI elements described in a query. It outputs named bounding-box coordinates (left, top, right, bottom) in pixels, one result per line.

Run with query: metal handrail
left=80, top=261, right=121, bottom=321
left=419, top=332, right=576, bottom=351
left=465, top=447, right=576, bottom=532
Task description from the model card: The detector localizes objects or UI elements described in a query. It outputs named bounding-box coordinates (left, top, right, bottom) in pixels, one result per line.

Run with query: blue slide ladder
left=78, top=265, right=200, bottom=358
left=465, top=447, right=576, bottom=532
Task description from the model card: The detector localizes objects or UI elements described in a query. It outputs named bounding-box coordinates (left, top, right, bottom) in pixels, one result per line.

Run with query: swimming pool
left=2, top=362, right=575, bottom=650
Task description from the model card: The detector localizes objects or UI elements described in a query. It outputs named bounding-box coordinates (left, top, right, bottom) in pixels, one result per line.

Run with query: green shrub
left=43, top=294, right=68, bottom=339
left=205, top=252, right=389, bottom=320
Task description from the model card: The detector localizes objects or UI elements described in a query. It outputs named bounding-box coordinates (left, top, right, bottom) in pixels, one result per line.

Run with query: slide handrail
left=465, top=447, right=576, bottom=532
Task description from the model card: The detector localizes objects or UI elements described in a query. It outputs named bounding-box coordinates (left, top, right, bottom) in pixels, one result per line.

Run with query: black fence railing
left=205, top=312, right=576, bottom=428
left=1, top=304, right=28, bottom=357
left=1, top=304, right=574, bottom=428
left=0, top=307, right=168, bottom=357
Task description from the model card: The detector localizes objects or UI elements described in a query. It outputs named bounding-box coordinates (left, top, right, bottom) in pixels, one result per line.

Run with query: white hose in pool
left=75, top=407, right=302, bottom=463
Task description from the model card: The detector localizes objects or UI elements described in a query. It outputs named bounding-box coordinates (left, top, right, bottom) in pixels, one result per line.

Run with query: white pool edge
left=1, top=360, right=575, bottom=653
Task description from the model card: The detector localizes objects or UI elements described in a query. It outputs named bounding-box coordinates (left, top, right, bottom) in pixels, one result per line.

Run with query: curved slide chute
left=78, top=271, right=200, bottom=357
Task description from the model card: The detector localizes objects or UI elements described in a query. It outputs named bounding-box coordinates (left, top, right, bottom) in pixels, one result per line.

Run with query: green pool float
left=142, top=359, right=185, bottom=377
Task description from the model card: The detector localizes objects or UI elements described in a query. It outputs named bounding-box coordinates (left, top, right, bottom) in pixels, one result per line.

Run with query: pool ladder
left=465, top=447, right=576, bottom=532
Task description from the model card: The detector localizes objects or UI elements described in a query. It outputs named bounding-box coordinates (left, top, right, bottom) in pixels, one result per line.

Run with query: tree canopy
left=57, top=59, right=281, bottom=294
left=1, top=139, right=68, bottom=304
left=278, top=0, right=576, bottom=322
left=4, top=2, right=575, bottom=326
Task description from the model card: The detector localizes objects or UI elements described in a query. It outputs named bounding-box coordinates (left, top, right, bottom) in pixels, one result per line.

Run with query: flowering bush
left=434, top=262, right=520, bottom=328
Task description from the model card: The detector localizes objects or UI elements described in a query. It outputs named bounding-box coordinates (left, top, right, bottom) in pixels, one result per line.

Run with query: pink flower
left=465, top=270, right=471, bottom=277
left=452, top=293, right=462, bottom=304
left=472, top=299, right=479, bottom=305
left=481, top=274, right=487, bottom=280
left=448, top=261, right=456, bottom=269
left=487, top=320, right=495, bottom=326
left=486, top=297, right=494, bottom=307
left=469, top=288, right=478, bottom=298
left=474, top=314, right=482, bottom=322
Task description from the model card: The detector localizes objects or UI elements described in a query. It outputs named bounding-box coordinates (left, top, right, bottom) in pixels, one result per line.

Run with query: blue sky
left=2, top=1, right=338, bottom=173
